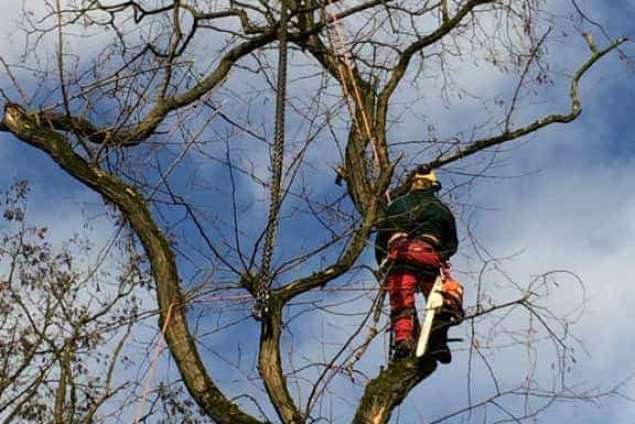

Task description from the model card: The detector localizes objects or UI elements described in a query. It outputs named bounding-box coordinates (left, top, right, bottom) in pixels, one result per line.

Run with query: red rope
left=133, top=302, right=175, bottom=423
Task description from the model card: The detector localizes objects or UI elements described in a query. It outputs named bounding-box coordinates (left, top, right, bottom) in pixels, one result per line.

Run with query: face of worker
left=410, top=177, right=434, bottom=191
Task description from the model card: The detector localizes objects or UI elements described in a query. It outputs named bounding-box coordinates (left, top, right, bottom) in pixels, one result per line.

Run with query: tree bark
left=1, top=103, right=262, bottom=424
left=353, top=357, right=437, bottom=424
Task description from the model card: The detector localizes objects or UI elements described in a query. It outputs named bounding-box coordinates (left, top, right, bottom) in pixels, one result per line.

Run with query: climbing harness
left=254, top=0, right=289, bottom=320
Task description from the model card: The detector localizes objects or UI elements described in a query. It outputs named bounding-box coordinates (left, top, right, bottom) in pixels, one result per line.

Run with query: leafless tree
left=0, top=1, right=630, bottom=423
left=0, top=181, right=145, bottom=423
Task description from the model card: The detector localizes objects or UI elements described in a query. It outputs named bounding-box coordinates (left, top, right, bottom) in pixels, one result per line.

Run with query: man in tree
left=376, top=166, right=464, bottom=362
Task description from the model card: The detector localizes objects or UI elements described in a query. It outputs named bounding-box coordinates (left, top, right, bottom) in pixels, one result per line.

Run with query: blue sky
left=1, top=1, right=635, bottom=423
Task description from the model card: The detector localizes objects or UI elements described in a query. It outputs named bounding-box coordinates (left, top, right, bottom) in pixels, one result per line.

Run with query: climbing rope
left=133, top=302, right=175, bottom=423
left=323, top=1, right=390, bottom=202
left=324, top=1, right=380, bottom=174
left=255, top=0, right=289, bottom=320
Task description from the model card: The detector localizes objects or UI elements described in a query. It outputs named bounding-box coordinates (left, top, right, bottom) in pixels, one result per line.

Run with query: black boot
left=392, top=339, right=415, bottom=360
left=428, top=312, right=454, bottom=364
left=429, top=327, right=451, bottom=364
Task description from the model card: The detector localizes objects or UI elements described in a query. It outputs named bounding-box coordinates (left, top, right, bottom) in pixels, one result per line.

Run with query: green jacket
left=375, top=189, right=458, bottom=263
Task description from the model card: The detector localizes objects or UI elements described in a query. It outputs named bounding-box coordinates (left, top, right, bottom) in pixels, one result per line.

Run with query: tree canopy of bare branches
left=0, top=0, right=631, bottom=423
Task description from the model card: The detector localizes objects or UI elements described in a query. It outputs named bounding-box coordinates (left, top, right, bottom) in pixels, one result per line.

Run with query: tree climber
left=375, top=166, right=464, bottom=362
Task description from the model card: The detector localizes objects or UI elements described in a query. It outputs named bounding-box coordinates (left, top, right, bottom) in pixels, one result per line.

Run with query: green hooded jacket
left=375, top=189, right=458, bottom=263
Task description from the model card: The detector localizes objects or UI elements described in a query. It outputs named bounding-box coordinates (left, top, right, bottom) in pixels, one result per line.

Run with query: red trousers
left=385, top=238, right=463, bottom=343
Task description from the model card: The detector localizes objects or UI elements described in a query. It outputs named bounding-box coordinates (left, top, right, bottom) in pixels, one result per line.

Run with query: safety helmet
left=411, top=165, right=441, bottom=191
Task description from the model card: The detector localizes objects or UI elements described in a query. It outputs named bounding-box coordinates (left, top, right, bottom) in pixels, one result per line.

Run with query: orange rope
left=324, top=0, right=381, bottom=174
left=133, top=302, right=175, bottom=423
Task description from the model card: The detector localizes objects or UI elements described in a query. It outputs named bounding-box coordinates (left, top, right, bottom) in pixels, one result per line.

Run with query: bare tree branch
left=0, top=104, right=262, bottom=424
left=429, top=37, right=628, bottom=169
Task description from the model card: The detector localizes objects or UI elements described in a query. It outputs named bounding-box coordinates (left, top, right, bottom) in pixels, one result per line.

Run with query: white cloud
left=1, top=0, right=634, bottom=422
